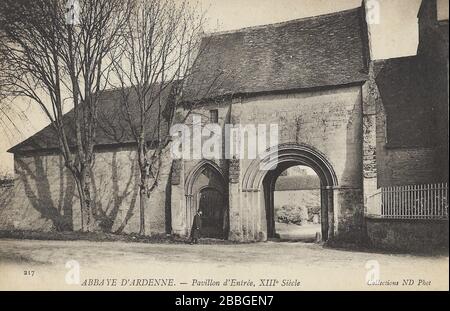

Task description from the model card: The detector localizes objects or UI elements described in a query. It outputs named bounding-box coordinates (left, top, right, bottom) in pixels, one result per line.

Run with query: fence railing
left=366, top=183, right=448, bottom=220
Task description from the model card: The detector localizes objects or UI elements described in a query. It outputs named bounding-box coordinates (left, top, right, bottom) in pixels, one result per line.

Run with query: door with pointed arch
left=185, top=161, right=229, bottom=240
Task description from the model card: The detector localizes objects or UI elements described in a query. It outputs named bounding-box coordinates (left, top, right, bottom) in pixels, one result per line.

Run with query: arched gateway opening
left=272, top=166, right=322, bottom=241
left=242, top=143, right=338, bottom=241
left=185, top=160, right=229, bottom=239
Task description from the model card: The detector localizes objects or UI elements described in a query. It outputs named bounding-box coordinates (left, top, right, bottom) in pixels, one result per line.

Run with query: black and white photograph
left=0, top=0, right=448, bottom=293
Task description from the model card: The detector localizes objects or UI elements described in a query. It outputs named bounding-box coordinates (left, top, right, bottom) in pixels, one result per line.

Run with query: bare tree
left=63, top=0, right=131, bottom=231
left=111, top=0, right=206, bottom=235
left=0, top=9, right=36, bottom=149
left=0, top=0, right=130, bottom=232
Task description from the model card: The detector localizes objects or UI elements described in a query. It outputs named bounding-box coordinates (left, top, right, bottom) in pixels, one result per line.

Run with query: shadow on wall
left=0, top=184, right=19, bottom=228
left=91, top=150, right=139, bottom=234
left=9, top=151, right=140, bottom=233
left=15, top=155, right=75, bottom=231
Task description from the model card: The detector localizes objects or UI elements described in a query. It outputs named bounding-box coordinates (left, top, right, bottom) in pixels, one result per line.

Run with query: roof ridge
left=202, top=6, right=362, bottom=38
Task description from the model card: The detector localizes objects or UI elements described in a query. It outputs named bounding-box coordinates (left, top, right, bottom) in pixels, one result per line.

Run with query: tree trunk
left=139, top=170, right=147, bottom=235
left=74, top=168, right=95, bottom=232
left=82, top=168, right=95, bottom=232
left=74, top=178, right=85, bottom=231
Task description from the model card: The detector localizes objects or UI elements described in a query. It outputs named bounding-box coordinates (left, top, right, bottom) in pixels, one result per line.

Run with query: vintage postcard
left=0, top=0, right=448, bottom=293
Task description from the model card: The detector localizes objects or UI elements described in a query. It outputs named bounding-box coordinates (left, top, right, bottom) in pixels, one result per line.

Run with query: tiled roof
left=9, top=6, right=371, bottom=153
left=374, top=56, right=436, bottom=148
left=8, top=84, right=175, bottom=153
left=183, top=6, right=370, bottom=102
left=274, top=175, right=320, bottom=191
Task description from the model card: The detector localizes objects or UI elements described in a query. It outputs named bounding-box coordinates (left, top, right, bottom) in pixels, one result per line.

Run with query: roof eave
left=182, top=80, right=368, bottom=106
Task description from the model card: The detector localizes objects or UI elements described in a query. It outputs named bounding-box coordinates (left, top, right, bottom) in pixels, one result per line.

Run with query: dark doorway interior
left=199, top=187, right=226, bottom=239
left=187, top=161, right=229, bottom=240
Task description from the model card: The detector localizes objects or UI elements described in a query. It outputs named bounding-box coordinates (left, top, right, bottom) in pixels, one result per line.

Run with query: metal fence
left=366, top=183, right=448, bottom=220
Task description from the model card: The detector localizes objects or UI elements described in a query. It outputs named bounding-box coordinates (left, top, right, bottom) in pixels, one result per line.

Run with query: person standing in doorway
left=190, top=210, right=202, bottom=244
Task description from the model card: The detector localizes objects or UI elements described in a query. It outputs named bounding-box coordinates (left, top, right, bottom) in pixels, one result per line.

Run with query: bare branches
left=110, top=0, right=207, bottom=235
left=0, top=0, right=131, bottom=232
left=0, top=1, right=66, bottom=124
left=61, top=0, right=133, bottom=231
left=113, top=0, right=205, bottom=117
left=0, top=0, right=217, bottom=235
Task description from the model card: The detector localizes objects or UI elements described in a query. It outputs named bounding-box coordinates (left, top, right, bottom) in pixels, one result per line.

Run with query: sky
left=0, top=0, right=438, bottom=174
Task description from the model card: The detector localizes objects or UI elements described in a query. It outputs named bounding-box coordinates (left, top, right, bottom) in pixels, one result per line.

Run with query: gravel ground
left=0, top=238, right=448, bottom=290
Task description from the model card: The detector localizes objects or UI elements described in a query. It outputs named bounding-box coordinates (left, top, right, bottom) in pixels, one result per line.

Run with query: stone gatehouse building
left=1, top=1, right=448, bottom=250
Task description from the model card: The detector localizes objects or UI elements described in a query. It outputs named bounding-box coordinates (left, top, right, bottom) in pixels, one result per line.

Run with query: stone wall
left=418, top=12, right=449, bottom=183
left=368, top=55, right=442, bottom=188
left=230, top=85, right=364, bottom=242
left=169, top=85, right=365, bottom=243
left=0, top=154, right=77, bottom=232
left=0, top=146, right=171, bottom=235
left=374, top=88, right=439, bottom=187
left=366, top=218, right=449, bottom=252
left=170, top=100, right=231, bottom=236
left=361, top=1, right=449, bottom=252
left=372, top=0, right=448, bottom=187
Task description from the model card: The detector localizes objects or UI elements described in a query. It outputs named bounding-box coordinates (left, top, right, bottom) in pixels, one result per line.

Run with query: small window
left=209, top=109, right=218, bottom=123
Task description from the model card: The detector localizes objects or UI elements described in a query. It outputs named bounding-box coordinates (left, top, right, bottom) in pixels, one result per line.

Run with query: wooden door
left=199, top=188, right=224, bottom=239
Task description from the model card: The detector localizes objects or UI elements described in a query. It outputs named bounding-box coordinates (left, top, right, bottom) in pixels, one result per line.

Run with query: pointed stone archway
left=184, top=160, right=229, bottom=239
